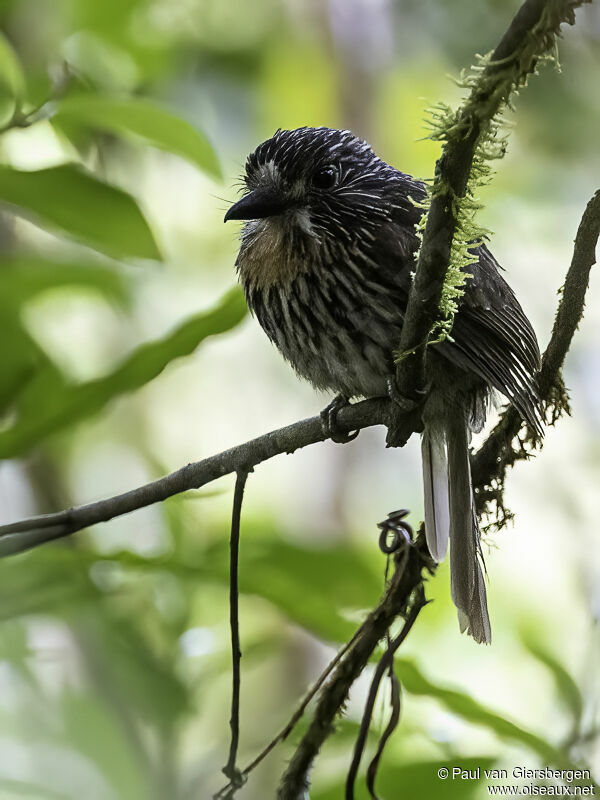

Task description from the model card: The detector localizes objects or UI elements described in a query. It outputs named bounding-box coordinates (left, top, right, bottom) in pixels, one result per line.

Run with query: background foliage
left=0, top=1, right=599, bottom=798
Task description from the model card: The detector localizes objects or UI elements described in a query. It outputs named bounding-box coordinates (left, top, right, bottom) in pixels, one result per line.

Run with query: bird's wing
left=383, top=185, right=543, bottom=433
left=443, top=244, right=544, bottom=433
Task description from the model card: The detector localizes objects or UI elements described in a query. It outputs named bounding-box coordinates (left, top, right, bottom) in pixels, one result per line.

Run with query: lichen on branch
left=394, top=0, right=591, bottom=379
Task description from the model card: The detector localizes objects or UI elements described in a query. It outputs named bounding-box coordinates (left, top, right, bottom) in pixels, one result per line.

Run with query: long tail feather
left=421, top=422, right=450, bottom=562
left=447, top=414, right=491, bottom=644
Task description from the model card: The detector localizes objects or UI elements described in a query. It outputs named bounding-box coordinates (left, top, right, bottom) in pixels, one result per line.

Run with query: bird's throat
left=236, top=217, right=316, bottom=291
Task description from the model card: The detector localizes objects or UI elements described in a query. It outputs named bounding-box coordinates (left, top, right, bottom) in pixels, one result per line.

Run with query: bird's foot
left=320, top=395, right=359, bottom=444
left=385, top=376, right=426, bottom=447
left=386, top=375, right=425, bottom=412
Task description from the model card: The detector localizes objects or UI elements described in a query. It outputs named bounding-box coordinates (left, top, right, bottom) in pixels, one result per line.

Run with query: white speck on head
left=260, top=160, right=279, bottom=183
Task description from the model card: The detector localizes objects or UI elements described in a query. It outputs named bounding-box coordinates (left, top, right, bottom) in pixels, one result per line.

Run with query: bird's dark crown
left=225, top=126, right=425, bottom=290
left=232, top=127, right=407, bottom=237
left=245, top=126, right=383, bottom=186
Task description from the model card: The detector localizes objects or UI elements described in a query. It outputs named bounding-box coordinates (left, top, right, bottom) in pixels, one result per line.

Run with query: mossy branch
left=394, top=0, right=591, bottom=400
left=472, top=188, right=600, bottom=524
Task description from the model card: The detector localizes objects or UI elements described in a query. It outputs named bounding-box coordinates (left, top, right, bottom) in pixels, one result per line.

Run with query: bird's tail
left=421, top=413, right=491, bottom=644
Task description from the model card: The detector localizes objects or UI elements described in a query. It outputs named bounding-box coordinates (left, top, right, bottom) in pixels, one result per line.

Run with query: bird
left=224, top=126, right=543, bottom=644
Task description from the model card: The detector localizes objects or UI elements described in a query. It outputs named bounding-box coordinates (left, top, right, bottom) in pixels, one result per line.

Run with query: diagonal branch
left=276, top=537, right=431, bottom=800
left=472, top=188, right=600, bottom=516
left=0, top=398, right=389, bottom=557
left=394, top=0, right=590, bottom=400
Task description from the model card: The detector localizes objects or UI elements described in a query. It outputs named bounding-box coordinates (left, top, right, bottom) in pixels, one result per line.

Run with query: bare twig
left=219, top=469, right=251, bottom=797
left=365, top=667, right=401, bottom=800
left=472, top=188, right=600, bottom=516
left=0, top=399, right=389, bottom=557
left=213, top=606, right=370, bottom=799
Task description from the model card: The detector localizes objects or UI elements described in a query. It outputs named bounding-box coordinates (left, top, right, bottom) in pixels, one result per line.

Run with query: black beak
left=224, top=190, right=289, bottom=222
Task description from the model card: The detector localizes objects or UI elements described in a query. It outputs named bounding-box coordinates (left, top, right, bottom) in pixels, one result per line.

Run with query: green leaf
left=0, top=287, right=247, bottom=458
left=0, top=256, right=129, bottom=412
left=0, top=777, right=69, bottom=799
left=312, top=758, right=496, bottom=800
left=0, top=313, right=45, bottom=414
left=522, top=635, right=584, bottom=732
left=0, top=255, right=129, bottom=307
left=85, top=611, right=191, bottom=730
left=396, top=660, right=565, bottom=765
left=67, top=532, right=384, bottom=644
left=201, top=530, right=383, bottom=642
left=0, top=548, right=100, bottom=621
left=0, top=31, right=25, bottom=124
left=59, top=691, right=151, bottom=800
left=55, top=93, right=222, bottom=178
left=0, top=164, right=161, bottom=260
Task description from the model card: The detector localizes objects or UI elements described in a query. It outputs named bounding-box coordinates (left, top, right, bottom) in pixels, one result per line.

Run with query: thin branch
left=538, top=189, right=600, bottom=398
left=220, top=469, right=250, bottom=796
left=214, top=599, right=372, bottom=799
left=0, top=399, right=389, bottom=557
left=365, top=667, right=401, bottom=800
left=471, top=188, right=600, bottom=513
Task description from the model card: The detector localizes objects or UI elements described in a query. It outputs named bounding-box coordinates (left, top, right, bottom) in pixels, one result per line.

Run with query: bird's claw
left=320, top=395, right=359, bottom=444
left=386, top=375, right=426, bottom=411
left=385, top=376, right=426, bottom=447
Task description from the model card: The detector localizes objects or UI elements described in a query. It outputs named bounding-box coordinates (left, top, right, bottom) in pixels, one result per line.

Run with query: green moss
left=413, top=0, right=585, bottom=344
left=416, top=64, right=512, bottom=344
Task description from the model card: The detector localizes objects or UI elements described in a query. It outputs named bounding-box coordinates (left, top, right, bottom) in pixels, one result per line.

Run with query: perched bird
left=225, top=127, right=543, bottom=643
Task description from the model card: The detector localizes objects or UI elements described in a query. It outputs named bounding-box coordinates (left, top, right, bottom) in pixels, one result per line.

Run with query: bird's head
left=225, top=127, right=398, bottom=250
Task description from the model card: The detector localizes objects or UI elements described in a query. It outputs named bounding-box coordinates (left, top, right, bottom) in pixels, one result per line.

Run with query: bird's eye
left=312, top=165, right=339, bottom=190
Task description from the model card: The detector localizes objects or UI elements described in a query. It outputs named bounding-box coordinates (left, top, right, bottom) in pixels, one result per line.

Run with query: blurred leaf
left=0, top=620, right=38, bottom=687
left=312, top=757, right=496, bottom=800
left=0, top=312, right=45, bottom=413
left=0, top=255, right=129, bottom=307
left=202, top=532, right=383, bottom=642
left=0, top=549, right=100, bottom=620
left=521, top=635, right=584, bottom=733
left=0, top=30, right=25, bottom=124
left=12, top=359, right=70, bottom=423
left=0, top=549, right=189, bottom=732
left=396, top=660, right=565, bottom=765
left=65, top=532, right=383, bottom=643
left=60, top=691, right=151, bottom=800
left=0, top=253, right=130, bottom=411
left=0, top=287, right=247, bottom=457
left=0, top=620, right=30, bottom=662
left=79, top=611, right=191, bottom=731
left=0, top=777, right=69, bottom=799
left=56, top=93, right=222, bottom=178
left=0, top=164, right=161, bottom=260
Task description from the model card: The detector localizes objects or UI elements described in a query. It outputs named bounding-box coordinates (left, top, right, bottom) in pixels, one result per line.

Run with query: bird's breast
left=243, top=256, right=404, bottom=399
